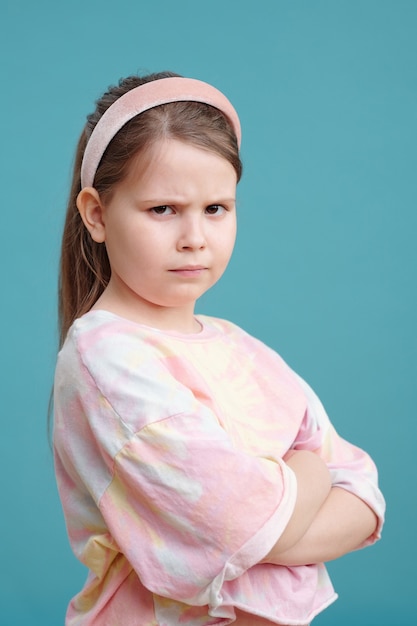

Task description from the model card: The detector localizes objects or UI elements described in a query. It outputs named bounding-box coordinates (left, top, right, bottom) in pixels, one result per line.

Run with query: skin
left=77, top=137, right=378, bottom=567
left=262, top=451, right=378, bottom=566
left=77, top=138, right=238, bottom=333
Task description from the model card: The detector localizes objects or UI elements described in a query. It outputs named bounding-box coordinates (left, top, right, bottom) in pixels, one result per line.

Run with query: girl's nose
left=177, top=214, right=206, bottom=250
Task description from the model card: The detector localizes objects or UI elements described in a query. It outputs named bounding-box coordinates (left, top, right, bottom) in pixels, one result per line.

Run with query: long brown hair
left=58, top=71, right=243, bottom=346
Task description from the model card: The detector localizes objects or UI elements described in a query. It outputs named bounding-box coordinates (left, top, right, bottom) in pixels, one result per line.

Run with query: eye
left=150, top=205, right=175, bottom=216
left=205, top=204, right=226, bottom=215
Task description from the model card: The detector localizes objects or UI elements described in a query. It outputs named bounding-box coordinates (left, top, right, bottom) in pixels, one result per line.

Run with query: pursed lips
left=169, top=265, right=207, bottom=276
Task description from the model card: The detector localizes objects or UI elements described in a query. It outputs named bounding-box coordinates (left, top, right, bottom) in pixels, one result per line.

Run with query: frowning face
left=80, top=138, right=237, bottom=331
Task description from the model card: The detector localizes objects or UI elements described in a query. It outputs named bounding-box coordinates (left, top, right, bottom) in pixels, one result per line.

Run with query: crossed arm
left=261, top=450, right=378, bottom=567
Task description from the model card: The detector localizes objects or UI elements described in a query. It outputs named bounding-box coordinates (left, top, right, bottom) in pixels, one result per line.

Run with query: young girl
left=54, top=71, right=385, bottom=626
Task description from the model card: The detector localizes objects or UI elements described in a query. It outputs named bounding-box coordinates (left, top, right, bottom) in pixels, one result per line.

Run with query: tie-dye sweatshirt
left=53, top=310, right=385, bottom=626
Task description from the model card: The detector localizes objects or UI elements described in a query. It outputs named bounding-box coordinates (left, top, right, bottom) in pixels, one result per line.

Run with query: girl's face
left=83, top=138, right=237, bottom=332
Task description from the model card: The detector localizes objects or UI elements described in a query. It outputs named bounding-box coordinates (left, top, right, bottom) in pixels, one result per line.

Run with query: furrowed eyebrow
left=138, top=197, right=236, bottom=206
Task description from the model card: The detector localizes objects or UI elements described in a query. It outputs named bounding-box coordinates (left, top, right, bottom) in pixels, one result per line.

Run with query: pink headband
left=80, top=77, right=241, bottom=188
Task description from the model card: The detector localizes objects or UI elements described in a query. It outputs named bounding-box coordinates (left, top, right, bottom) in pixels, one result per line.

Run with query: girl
left=54, top=71, right=385, bottom=626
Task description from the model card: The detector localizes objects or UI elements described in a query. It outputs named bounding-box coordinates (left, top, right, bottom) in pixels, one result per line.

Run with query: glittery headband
left=80, top=77, right=241, bottom=188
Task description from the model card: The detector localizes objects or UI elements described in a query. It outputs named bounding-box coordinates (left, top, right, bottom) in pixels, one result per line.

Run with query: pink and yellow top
left=54, top=310, right=385, bottom=625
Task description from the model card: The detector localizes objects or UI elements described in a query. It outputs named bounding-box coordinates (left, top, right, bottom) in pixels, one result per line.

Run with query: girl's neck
left=91, top=289, right=200, bottom=335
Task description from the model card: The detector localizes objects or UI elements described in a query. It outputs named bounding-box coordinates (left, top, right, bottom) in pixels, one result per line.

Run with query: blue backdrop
left=2, top=1, right=415, bottom=624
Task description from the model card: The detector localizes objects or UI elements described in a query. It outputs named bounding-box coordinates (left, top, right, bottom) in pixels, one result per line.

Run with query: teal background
left=2, top=1, right=415, bottom=624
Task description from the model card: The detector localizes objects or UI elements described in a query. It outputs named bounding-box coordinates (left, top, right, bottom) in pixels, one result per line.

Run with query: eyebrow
left=138, top=197, right=236, bottom=206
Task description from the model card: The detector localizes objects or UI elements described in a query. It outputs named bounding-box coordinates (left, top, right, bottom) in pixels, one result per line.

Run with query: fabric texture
left=80, top=77, right=241, bottom=188
left=53, top=310, right=385, bottom=625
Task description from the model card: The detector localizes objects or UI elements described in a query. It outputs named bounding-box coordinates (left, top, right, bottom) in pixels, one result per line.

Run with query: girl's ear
left=76, top=187, right=107, bottom=243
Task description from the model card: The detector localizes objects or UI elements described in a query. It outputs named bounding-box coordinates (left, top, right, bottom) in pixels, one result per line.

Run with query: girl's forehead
left=127, top=138, right=236, bottom=180
left=113, top=138, right=237, bottom=200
